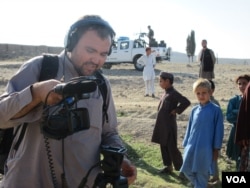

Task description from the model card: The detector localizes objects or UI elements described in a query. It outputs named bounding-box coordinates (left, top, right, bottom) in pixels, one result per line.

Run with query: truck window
left=112, top=42, right=118, bottom=50
left=133, top=40, right=145, bottom=48
left=120, top=42, right=129, bottom=50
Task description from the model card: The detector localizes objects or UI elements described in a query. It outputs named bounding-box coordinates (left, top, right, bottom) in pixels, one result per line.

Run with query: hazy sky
left=1, top=0, right=249, bottom=59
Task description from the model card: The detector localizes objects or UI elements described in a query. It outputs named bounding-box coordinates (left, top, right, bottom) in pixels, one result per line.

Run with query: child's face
left=194, top=87, right=211, bottom=105
left=159, top=77, right=170, bottom=89
left=237, top=78, right=249, bottom=94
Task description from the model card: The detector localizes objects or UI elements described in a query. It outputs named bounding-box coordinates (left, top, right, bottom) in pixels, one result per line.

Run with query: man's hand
left=213, top=149, right=219, bottom=161
left=121, top=158, right=137, bottom=185
left=12, top=79, right=62, bottom=119
left=32, top=79, right=63, bottom=105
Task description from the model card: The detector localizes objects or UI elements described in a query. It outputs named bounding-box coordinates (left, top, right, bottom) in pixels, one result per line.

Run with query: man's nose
left=91, top=54, right=103, bottom=65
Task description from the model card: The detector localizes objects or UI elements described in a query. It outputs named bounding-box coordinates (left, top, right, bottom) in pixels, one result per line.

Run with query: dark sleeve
left=174, top=91, right=191, bottom=114
left=226, top=96, right=240, bottom=124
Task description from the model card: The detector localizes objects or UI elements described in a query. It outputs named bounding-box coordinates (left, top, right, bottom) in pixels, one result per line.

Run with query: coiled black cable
left=44, top=135, right=58, bottom=188
left=43, top=90, right=59, bottom=188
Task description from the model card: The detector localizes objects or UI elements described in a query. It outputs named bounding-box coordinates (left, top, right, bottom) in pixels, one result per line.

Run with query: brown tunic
left=151, top=86, right=190, bottom=146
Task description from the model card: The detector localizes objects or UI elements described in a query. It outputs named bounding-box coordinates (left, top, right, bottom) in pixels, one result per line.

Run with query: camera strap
left=94, top=70, right=108, bottom=124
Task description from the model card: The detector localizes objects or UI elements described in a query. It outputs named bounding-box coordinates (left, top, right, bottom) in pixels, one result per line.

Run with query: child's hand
left=170, top=110, right=176, bottom=115
left=240, top=139, right=250, bottom=147
left=213, top=149, right=219, bottom=161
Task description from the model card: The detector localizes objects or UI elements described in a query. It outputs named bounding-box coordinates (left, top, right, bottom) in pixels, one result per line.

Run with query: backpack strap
left=94, top=70, right=109, bottom=124
left=13, top=123, right=28, bottom=151
left=39, top=54, right=59, bottom=81
left=14, top=55, right=59, bottom=151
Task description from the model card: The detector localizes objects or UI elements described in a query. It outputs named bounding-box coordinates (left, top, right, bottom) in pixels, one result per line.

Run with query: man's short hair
left=146, top=47, right=151, bottom=51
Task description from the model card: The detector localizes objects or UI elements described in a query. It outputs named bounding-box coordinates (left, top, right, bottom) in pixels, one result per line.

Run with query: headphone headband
left=65, top=16, right=115, bottom=53
left=69, top=18, right=115, bottom=36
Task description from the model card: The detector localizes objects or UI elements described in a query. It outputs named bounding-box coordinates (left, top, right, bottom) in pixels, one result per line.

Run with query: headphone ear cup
left=108, top=46, right=112, bottom=56
left=66, top=31, right=78, bottom=52
left=108, top=40, right=115, bottom=56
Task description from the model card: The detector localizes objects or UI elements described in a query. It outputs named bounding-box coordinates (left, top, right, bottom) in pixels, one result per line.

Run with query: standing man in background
left=197, top=39, right=216, bottom=80
left=147, top=25, right=154, bottom=47
left=137, top=47, right=156, bottom=98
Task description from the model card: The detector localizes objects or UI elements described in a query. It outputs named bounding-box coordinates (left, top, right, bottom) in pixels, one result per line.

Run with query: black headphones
left=64, top=16, right=115, bottom=55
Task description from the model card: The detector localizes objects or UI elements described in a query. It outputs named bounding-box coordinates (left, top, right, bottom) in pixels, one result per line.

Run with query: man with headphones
left=0, top=15, right=136, bottom=187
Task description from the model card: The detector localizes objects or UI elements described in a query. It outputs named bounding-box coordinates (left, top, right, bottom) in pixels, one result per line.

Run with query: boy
left=137, top=47, right=156, bottom=98
left=180, top=78, right=224, bottom=187
left=151, top=71, right=190, bottom=174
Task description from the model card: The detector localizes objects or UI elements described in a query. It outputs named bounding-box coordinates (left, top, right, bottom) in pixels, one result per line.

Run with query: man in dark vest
left=197, top=39, right=216, bottom=80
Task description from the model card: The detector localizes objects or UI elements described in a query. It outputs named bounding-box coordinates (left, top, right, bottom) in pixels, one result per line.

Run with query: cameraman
left=0, top=15, right=136, bottom=188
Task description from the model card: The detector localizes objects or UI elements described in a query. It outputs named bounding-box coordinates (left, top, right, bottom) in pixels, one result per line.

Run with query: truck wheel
left=102, top=64, right=112, bottom=69
left=133, top=55, right=144, bottom=71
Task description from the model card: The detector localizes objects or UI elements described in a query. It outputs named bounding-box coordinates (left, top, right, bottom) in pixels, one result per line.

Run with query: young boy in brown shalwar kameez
left=151, top=71, right=190, bottom=174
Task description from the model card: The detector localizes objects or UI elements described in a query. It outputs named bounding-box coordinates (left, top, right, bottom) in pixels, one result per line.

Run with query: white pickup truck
left=104, top=36, right=170, bottom=71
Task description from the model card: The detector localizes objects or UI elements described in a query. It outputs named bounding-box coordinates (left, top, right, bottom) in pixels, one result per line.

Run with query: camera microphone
left=53, top=80, right=97, bottom=97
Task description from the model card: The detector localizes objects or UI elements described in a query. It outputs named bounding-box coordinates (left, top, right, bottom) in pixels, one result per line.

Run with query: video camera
left=41, top=76, right=98, bottom=140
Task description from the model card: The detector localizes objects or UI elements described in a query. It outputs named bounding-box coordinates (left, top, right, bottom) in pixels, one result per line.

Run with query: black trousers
left=160, top=128, right=183, bottom=170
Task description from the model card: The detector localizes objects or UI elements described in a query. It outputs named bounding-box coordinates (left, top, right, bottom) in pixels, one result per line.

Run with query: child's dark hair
left=235, top=74, right=250, bottom=83
left=159, top=71, right=174, bottom=84
left=209, top=80, right=215, bottom=90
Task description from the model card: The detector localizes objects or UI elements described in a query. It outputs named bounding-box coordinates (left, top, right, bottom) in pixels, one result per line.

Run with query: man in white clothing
left=137, top=47, right=156, bottom=98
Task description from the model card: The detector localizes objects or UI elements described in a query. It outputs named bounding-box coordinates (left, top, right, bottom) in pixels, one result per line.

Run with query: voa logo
left=226, top=176, right=246, bottom=183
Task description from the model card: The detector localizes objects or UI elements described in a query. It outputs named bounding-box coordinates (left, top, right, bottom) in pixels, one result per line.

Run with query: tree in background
left=186, top=30, right=196, bottom=62
left=186, top=36, right=191, bottom=63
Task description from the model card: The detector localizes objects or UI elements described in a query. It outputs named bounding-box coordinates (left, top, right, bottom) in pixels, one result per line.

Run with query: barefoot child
left=180, top=78, right=224, bottom=187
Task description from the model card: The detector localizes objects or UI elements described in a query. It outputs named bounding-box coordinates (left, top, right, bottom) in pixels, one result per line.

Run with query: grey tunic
left=0, top=51, right=123, bottom=188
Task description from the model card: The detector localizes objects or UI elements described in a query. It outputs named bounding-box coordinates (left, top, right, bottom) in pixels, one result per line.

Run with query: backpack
left=0, top=54, right=108, bottom=174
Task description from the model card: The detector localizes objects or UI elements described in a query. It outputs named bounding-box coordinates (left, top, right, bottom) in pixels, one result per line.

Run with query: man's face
left=69, top=30, right=111, bottom=76
left=201, top=40, right=207, bottom=48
